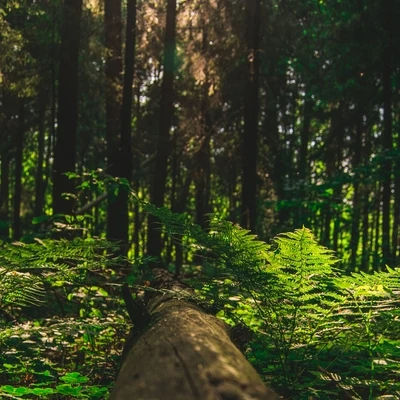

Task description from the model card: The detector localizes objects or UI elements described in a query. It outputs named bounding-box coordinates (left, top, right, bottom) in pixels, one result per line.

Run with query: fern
left=0, top=237, right=121, bottom=317
left=0, top=235, right=129, bottom=398
left=142, top=202, right=400, bottom=399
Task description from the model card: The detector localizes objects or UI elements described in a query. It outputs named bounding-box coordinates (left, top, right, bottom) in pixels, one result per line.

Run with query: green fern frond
left=0, top=237, right=120, bottom=311
left=141, top=202, right=400, bottom=398
left=0, top=267, right=44, bottom=307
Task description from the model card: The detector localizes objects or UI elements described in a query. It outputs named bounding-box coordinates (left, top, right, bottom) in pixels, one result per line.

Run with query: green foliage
left=0, top=236, right=130, bottom=399
left=0, top=372, right=108, bottom=398
left=145, top=204, right=400, bottom=399
left=0, top=237, right=120, bottom=313
left=1, top=195, right=399, bottom=399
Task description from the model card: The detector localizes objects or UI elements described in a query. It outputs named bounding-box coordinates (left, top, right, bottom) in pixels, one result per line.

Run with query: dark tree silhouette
left=13, top=99, right=24, bottom=240
left=52, top=0, right=82, bottom=214
left=241, top=0, right=261, bottom=232
left=147, top=0, right=177, bottom=259
left=382, top=0, right=393, bottom=265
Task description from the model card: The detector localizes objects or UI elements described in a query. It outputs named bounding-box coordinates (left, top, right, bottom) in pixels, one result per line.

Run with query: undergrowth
left=146, top=204, right=400, bottom=399
left=0, top=235, right=129, bottom=399
left=0, top=189, right=399, bottom=399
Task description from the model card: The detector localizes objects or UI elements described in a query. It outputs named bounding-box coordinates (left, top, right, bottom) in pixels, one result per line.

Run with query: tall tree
left=349, top=113, right=363, bottom=270
left=194, top=22, right=212, bottom=230
left=13, top=99, right=24, bottom=240
left=147, top=0, right=177, bottom=259
left=0, top=91, right=14, bottom=241
left=52, top=0, right=83, bottom=214
left=241, top=0, right=261, bottom=232
left=121, top=0, right=136, bottom=184
left=381, top=0, right=393, bottom=265
left=104, top=0, right=137, bottom=252
left=323, top=104, right=344, bottom=250
left=0, top=149, right=10, bottom=240
left=297, top=94, right=312, bottom=228
left=35, top=86, right=47, bottom=218
left=394, top=118, right=400, bottom=266
left=104, top=0, right=124, bottom=245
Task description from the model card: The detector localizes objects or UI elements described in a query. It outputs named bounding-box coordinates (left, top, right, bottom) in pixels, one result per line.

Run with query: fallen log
left=111, top=271, right=279, bottom=400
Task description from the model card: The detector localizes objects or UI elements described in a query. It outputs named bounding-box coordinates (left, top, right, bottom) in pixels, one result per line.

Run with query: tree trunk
left=35, top=88, right=47, bottom=218
left=111, top=272, right=278, bottom=400
left=241, top=0, right=261, bottom=232
left=263, top=75, right=285, bottom=228
left=323, top=104, right=344, bottom=249
left=297, top=95, right=312, bottom=228
left=350, top=114, right=363, bottom=270
left=121, top=0, right=136, bottom=181
left=52, top=0, right=82, bottom=214
left=0, top=91, right=14, bottom=241
left=394, top=115, right=400, bottom=266
left=174, top=173, right=192, bottom=274
left=361, top=117, right=373, bottom=271
left=147, top=0, right=177, bottom=259
left=104, top=0, right=125, bottom=247
left=194, top=24, right=212, bottom=231
left=13, top=99, right=24, bottom=240
left=109, top=0, right=137, bottom=254
left=133, top=83, right=143, bottom=258
left=381, top=0, right=393, bottom=266
left=0, top=152, right=10, bottom=241
left=374, top=183, right=382, bottom=269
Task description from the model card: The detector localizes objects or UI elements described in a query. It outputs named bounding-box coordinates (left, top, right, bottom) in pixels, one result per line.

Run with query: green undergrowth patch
left=0, top=236, right=131, bottom=399
left=148, top=204, right=400, bottom=399
left=1, top=200, right=400, bottom=399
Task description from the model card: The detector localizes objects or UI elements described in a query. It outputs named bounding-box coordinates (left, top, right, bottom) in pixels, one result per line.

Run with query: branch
left=74, top=192, right=108, bottom=215
left=122, top=283, right=151, bottom=329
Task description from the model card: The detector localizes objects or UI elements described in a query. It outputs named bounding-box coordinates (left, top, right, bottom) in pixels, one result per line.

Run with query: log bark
left=112, top=279, right=278, bottom=399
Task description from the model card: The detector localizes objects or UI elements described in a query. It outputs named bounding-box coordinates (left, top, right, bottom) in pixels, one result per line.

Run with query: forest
left=0, top=0, right=399, bottom=398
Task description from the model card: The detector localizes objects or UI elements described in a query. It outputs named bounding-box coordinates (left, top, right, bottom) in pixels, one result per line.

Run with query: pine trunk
left=35, top=88, right=47, bottom=217
left=241, top=0, right=261, bottom=232
left=53, top=0, right=82, bottom=214
left=13, top=99, right=24, bottom=240
left=104, top=0, right=128, bottom=250
left=147, top=0, right=177, bottom=259
left=381, top=0, right=393, bottom=266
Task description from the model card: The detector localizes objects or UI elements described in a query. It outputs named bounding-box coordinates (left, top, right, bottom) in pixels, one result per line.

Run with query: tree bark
left=13, top=98, right=24, bottom=240
left=35, top=87, right=47, bottom=218
left=0, top=91, right=14, bottom=241
left=147, top=0, right=177, bottom=259
left=323, top=104, right=344, bottom=249
left=241, top=0, right=261, bottom=232
left=120, top=0, right=136, bottom=182
left=374, top=182, right=382, bottom=268
left=194, top=24, right=212, bottom=231
left=394, top=115, right=400, bottom=266
left=350, top=114, right=363, bottom=270
left=111, top=272, right=278, bottom=400
left=361, top=117, right=373, bottom=271
left=0, top=152, right=10, bottom=240
left=106, top=0, right=137, bottom=254
left=297, top=95, right=312, bottom=228
left=52, top=0, right=82, bottom=215
left=104, top=0, right=126, bottom=247
left=381, top=0, right=393, bottom=266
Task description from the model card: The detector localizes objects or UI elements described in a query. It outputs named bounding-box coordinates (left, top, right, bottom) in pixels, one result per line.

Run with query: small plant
left=1, top=372, right=109, bottom=398
left=0, top=236, right=129, bottom=399
left=145, top=204, right=400, bottom=399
